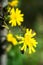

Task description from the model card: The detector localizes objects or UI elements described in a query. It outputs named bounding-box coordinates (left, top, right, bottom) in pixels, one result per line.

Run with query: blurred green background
left=7, top=0, right=43, bottom=65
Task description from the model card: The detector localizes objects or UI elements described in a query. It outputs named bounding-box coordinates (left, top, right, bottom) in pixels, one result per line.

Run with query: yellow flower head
left=7, top=33, right=13, bottom=42
left=7, top=33, right=17, bottom=45
left=8, top=0, right=18, bottom=7
left=16, top=29, right=38, bottom=54
left=9, top=8, right=24, bottom=26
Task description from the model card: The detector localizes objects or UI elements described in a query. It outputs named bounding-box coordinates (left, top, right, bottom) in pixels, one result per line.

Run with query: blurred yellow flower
left=7, top=33, right=17, bottom=45
left=16, top=29, right=38, bottom=54
left=8, top=0, right=18, bottom=7
left=7, top=33, right=13, bottom=42
left=11, top=37, right=18, bottom=45
left=9, top=8, right=24, bottom=26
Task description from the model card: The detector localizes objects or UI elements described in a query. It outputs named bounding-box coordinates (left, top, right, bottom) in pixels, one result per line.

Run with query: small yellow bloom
left=8, top=0, right=18, bottom=7
left=7, top=33, right=13, bottom=42
left=9, top=8, right=24, bottom=26
left=7, top=33, right=17, bottom=45
left=11, top=37, right=18, bottom=45
left=16, top=29, right=38, bottom=54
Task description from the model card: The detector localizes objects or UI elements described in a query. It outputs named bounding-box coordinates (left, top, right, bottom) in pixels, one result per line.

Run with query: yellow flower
left=7, top=33, right=17, bottom=45
left=9, top=8, right=24, bottom=26
left=11, top=37, right=18, bottom=45
left=8, top=0, right=18, bottom=7
left=7, top=33, right=13, bottom=42
left=16, top=29, right=38, bottom=54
